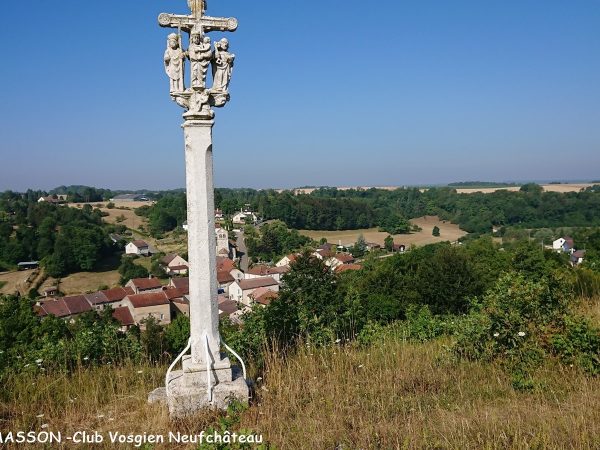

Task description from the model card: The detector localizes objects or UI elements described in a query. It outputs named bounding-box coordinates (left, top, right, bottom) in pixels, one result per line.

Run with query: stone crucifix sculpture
left=150, top=0, right=248, bottom=417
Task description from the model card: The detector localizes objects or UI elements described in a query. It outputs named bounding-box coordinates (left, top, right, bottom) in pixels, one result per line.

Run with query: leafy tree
left=432, top=226, right=440, bottom=237
left=384, top=235, right=394, bottom=252
left=118, top=257, right=149, bottom=285
left=164, top=315, right=190, bottom=354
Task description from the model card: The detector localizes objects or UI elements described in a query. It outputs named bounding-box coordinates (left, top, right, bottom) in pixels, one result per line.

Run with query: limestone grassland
left=75, top=201, right=154, bottom=231
left=2, top=309, right=599, bottom=450
left=300, top=216, right=467, bottom=247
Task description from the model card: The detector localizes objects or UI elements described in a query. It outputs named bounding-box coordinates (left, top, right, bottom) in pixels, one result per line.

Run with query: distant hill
left=447, top=181, right=519, bottom=188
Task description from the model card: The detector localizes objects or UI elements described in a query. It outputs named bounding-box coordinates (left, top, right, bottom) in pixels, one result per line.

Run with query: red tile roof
left=170, top=277, right=189, bottom=293
left=162, top=254, right=178, bottom=265
left=164, top=287, right=187, bottom=301
left=335, top=264, right=363, bottom=273
left=217, top=271, right=235, bottom=284
left=217, top=257, right=235, bottom=272
left=39, top=299, right=70, bottom=317
left=126, top=292, right=169, bottom=308
left=38, top=295, right=92, bottom=318
left=101, top=287, right=134, bottom=302
left=64, top=295, right=93, bottom=315
left=253, top=289, right=278, bottom=306
left=131, top=240, right=149, bottom=248
left=129, top=278, right=162, bottom=291
left=237, top=277, right=279, bottom=290
left=84, top=291, right=110, bottom=306
left=333, top=253, right=355, bottom=263
left=218, top=297, right=238, bottom=317
left=247, top=265, right=290, bottom=276
left=112, top=306, right=135, bottom=327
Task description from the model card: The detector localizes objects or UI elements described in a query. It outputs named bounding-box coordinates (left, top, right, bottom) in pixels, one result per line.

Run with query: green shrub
left=454, top=272, right=600, bottom=380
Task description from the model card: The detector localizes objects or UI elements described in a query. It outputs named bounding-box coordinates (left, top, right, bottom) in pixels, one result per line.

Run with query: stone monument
left=149, top=0, right=248, bottom=417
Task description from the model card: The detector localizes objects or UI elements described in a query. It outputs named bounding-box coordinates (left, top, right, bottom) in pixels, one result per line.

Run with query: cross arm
left=158, top=13, right=238, bottom=33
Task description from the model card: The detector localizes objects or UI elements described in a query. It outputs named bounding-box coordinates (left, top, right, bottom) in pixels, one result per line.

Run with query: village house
left=217, top=256, right=243, bottom=282
left=232, top=210, right=258, bottom=225
left=125, top=240, right=150, bottom=256
left=217, top=271, right=236, bottom=295
left=42, top=286, right=59, bottom=298
left=169, top=277, right=190, bottom=294
left=126, top=277, right=163, bottom=294
left=218, top=295, right=238, bottom=319
left=326, top=253, right=356, bottom=270
left=392, top=244, right=406, bottom=253
left=313, top=248, right=334, bottom=260
left=248, top=287, right=278, bottom=307
left=365, top=242, right=381, bottom=252
left=171, top=295, right=190, bottom=318
left=36, top=295, right=93, bottom=321
left=245, top=265, right=289, bottom=282
left=111, top=306, right=136, bottom=332
left=161, top=254, right=189, bottom=276
left=229, top=277, right=280, bottom=306
left=571, top=250, right=586, bottom=266
left=38, top=195, right=67, bottom=204
left=276, top=253, right=298, bottom=268
left=553, top=237, right=575, bottom=253
left=122, top=291, right=172, bottom=328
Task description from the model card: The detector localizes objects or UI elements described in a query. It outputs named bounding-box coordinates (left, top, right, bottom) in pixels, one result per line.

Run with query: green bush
left=453, top=272, right=600, bottom=381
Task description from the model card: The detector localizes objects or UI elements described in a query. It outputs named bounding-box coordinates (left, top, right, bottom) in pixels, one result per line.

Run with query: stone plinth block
left=155, top=366, right=249, bottom=417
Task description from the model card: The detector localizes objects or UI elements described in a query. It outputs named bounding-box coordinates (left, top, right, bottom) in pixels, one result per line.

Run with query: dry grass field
left=454, top=183, right=594, bottom=194
left=0, top=270, right=41, bottom=296
left=279, top=183, right=595, bottom=195
left=74, top=201, right=153, bottom=230
left=300, top=216, right=467, bottom=248
left=2, top=336, right=599, bottom=449
left=47, top=270, right=121, bottom=295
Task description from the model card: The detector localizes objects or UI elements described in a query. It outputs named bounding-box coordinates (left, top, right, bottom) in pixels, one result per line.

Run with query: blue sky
left=0, top=0, right=599, bottom=191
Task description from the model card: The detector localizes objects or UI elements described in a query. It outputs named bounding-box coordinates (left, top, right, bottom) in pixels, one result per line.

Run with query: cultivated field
left=74, top=201, right=153, bottom=230
left=455, top=183, right=595, bottom=194
left=300, top=216, right=467, bottom=248
left=278, top=183, right=596, bottom=195
left=0, top=270, right=43, bottom=296
left=46, top=270, right=121, bottom=295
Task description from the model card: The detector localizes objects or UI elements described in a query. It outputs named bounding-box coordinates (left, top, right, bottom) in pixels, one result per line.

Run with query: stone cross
left=152, top=0, right=248, bottom=417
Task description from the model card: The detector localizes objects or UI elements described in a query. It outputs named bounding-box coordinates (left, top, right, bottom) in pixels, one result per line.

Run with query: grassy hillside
left=2, top=308, right=599, bottom=449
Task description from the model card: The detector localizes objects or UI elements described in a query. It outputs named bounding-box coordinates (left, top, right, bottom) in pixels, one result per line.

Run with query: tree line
left=137, top=184, right=600, bottom=236
left=0, top=192, right=117, bottom=276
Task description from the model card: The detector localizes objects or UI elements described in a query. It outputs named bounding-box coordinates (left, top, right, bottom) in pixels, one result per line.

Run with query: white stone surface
left=158, top=0, right=247, bottom=415
left=183, top=119, right=222, bottom=367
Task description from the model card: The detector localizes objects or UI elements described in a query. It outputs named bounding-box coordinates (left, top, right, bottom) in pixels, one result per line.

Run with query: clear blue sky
left=0, top=0, right=599, bottom=191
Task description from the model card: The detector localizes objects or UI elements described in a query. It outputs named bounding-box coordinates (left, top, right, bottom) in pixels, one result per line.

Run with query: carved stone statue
left=164, top=34, right=186, bottom=93
left=188, top=27, right=213, bottom=89
left=211, top=38, right=235, bottom=93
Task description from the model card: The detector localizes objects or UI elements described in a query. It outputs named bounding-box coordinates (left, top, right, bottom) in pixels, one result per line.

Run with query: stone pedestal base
left=149, top=366, right=249, bottom=418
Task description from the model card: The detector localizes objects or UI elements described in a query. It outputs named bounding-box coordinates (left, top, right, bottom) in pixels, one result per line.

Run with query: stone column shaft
left=183, top=119, right=221, bottom=367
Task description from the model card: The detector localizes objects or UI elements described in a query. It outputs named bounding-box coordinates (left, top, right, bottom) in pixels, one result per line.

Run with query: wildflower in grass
left=36, top=414, right=44, bottom=418
left=358, top=364, right=364, bottom=368
left=83, top=356, right=89, bottom=361
left=335, top=338, right=341, bottom=344
left=35, top=359, right=43, bottom=364
left=493, top=333, right=499, bottom=337
left=137, top=370, right=143, bottom=374
left=256, top=377, right=263, bottom=382
left=97, top=414, right=104, bottom=419
left=41, top=424, right=48, bottom=429
left=517, top=331, right=526, bottom=337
